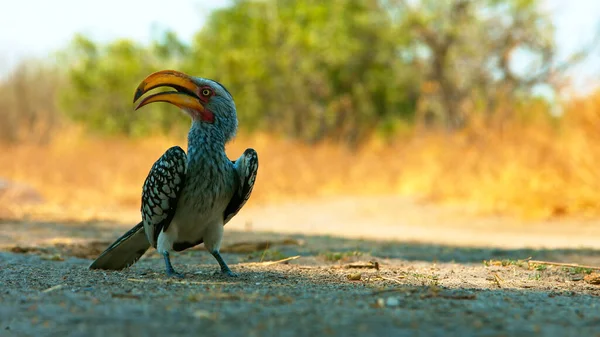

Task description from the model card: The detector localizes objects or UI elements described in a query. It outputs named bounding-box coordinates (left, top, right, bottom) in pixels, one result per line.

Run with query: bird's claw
left=214, top=269, right=238, bottom=277
left=167, top=270, right=185, bottom=279
left=210, top=250, right=237, bottom=277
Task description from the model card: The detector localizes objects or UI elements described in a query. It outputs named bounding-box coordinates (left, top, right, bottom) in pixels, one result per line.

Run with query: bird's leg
left=211, top=250, right=237, bottom=277
left=162, top=252, right=184, bottom=278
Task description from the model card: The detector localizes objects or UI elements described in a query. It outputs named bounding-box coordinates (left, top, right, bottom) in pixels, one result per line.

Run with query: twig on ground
left=243, top=255, right=301, bottom=266
left=365, top=274, right=405, bottom=285
left=528, top=260, right=600, bottom=270
left=41, top=284, right=64, bottom=293
left=379, top=275, right=405, bottom=284
left=341, top=261, right=380, bottom=270
left=493, top=273, right=503, bottom=288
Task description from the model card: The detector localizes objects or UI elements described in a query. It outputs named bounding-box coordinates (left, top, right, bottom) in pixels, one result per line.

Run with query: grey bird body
left=156, top=125, right=236, bottom=256
left=89, top=71, right=258, bottom=277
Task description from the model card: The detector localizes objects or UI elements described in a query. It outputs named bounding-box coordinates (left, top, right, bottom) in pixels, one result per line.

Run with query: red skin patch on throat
left=197, top=109, right=214, bottom=123
left=202, top=109, right=214, bottom=123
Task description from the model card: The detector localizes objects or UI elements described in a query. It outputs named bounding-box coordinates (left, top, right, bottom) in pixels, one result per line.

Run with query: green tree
left=59, top=33, right=188, bottom=136
left=55, top=0, right=572, bottom=144
left=186, top=0, right=420, bottom=146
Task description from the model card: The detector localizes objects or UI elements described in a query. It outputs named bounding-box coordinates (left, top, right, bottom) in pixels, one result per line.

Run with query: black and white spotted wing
left=141, top=146, right=187, bottom=247
left=223, top=148, right=259, bottom=224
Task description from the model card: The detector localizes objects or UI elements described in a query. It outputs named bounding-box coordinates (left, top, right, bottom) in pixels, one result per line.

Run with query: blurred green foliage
left=187, top=0, right=423, bottom=145
left=58, top=33, right=189, bottom=137
left=24, top=0, right=569, bottom=145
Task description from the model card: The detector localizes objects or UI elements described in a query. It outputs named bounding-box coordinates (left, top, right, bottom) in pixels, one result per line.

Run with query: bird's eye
left=201, top=89, right=212, bottom=97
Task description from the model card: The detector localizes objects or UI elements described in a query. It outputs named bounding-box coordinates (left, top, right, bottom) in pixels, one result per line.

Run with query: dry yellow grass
left=395, top=91, right=600, bottom=219
left=1, top=91, right=599, bottom=221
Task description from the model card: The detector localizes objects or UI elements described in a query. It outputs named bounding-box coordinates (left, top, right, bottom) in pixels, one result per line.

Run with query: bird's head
left=133, top=70, right=237, bottom=141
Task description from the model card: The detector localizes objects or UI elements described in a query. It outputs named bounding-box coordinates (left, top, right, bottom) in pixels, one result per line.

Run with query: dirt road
left=1, top=196, right=600, bottom=336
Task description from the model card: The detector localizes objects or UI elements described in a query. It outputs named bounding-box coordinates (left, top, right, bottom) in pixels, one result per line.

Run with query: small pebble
left=386, top=297, right=400, bottom=307
left=347, top=273, right=362, bottom=281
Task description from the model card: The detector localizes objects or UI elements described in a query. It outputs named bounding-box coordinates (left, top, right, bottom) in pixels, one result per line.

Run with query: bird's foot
left=163, top=251, right=183, bottom=278
left=210, top=250, right=237, bottom=277
left=213, top=269, right=238, bottom=277
left=167, top=270, right=185, bottom=279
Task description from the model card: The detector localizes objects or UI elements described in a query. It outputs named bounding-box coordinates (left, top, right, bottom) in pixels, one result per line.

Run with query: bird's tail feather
left=89, top=221, right=151, bottom=271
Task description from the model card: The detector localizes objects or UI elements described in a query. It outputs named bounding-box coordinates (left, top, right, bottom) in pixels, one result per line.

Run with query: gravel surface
left=2, top=197, right=600, bottom=336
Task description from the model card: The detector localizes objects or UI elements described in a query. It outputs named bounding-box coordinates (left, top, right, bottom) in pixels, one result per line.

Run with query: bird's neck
left=186, top=121, right=226, bottom=162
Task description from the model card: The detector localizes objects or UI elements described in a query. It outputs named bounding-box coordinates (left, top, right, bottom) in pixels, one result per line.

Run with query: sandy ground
left=2, top=195, right=600, bottom=336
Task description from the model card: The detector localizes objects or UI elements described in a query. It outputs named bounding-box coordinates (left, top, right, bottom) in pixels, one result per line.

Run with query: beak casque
left=133, top=70, right=206, bottom=115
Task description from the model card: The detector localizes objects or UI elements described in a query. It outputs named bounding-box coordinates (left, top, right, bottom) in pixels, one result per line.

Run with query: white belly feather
left=156, top=173, right=234, bottom=255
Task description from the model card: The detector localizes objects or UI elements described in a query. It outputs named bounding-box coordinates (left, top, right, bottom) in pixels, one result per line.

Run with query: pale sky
left=0, top=0, right=598, bottom=93
left=0, top=0, right=230, bottom=74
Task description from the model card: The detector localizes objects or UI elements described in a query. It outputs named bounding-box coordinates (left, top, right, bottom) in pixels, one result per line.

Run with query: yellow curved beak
left=133, top=70, right=205, bottom=113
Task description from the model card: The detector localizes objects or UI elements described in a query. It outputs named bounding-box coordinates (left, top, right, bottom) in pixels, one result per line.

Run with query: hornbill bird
left=89, top=70, right=258, bottom=277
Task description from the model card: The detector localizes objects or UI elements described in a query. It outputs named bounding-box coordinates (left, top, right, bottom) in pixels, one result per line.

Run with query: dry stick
left=41, top=284, right=64, bottom=293
left=343, top=261, right=380, bottom=270
left=492, top=273, right=503, bottom=288
left=245, top=255, right=301, bottom=267
left=528, top=260, right=600, bottom=271
left=259, top=255, right=301, bottom=266
left=378, top=276, right=405, bottom=284
left=364, top=274, right=405, bottom=286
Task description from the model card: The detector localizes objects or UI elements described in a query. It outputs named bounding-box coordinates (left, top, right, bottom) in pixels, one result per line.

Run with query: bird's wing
left=223, top=148, right=259, bottom=224
left=141, top=146, right=187, bottom=247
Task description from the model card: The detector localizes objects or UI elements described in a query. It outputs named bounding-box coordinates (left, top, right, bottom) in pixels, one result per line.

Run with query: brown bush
left=0, top=60, right=63, bottom=144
